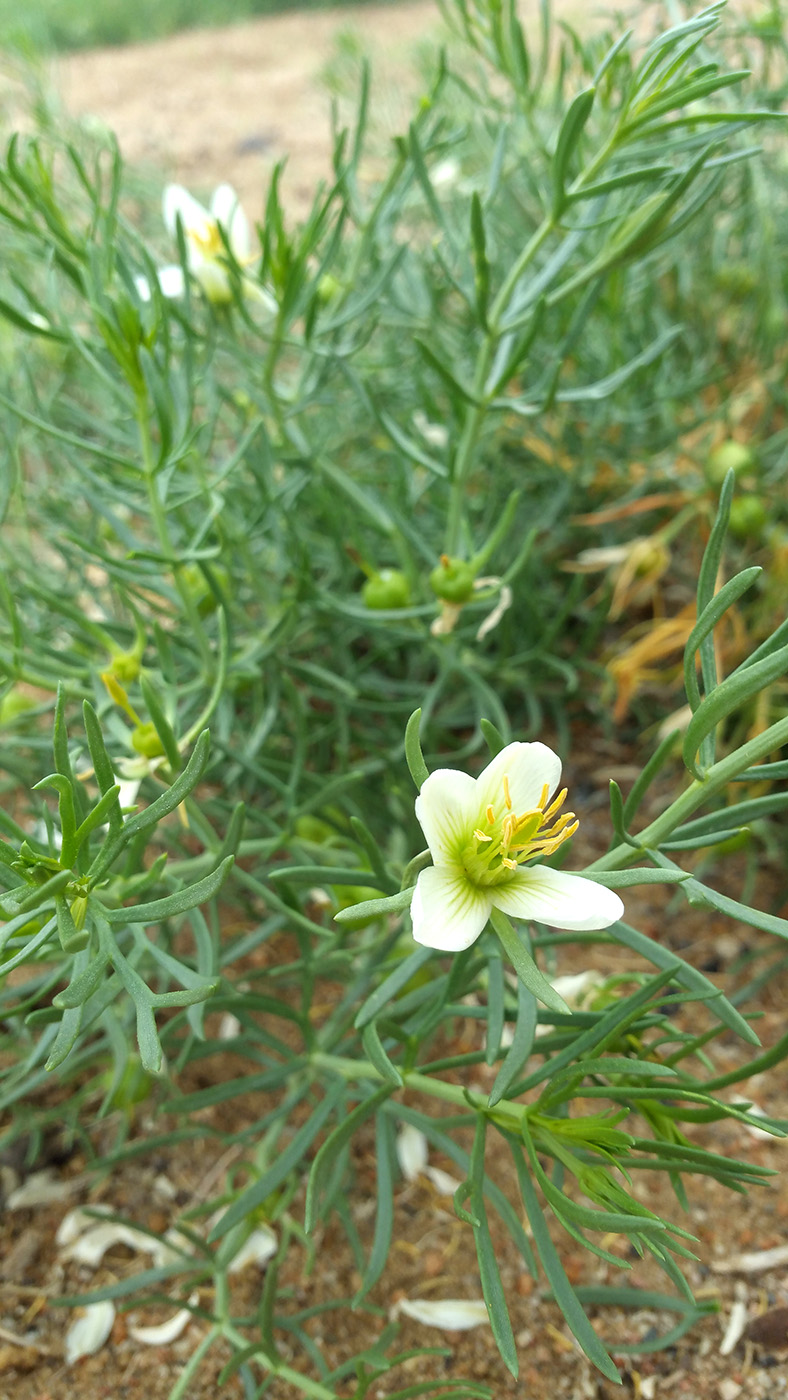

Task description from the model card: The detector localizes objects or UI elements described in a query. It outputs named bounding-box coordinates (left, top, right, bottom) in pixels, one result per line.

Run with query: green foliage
left=1, top=3, right=788, bottom=1397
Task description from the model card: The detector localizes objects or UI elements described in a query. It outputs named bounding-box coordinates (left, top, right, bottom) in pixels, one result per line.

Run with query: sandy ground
left=50, top=0, right=589, bottom=218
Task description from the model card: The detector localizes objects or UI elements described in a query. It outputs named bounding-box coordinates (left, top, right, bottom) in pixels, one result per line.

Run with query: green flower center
left=461, top=776, right=578, bottom=888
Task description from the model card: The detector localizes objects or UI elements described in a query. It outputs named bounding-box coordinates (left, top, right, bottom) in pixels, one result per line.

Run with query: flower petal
left=492, top=866, right=623, bottom=931
left=210, top=183, right=251, bottom=262
left=396, top=1123, right=428, bottom=1182
left=411, top=865, right=491, bottom=951
left=134, top=273, right=152, bottom=302
left=157, top=264, right=186, bottom=299
left=227, top=1224, right=277, bottom=1273
left=475, top=741, right=562, bottom=819
left=162, top=184, right=210, bottom=240
left=394, top=1298, right=489, bottom=1331
left=65, top=1301, right=115, bottom=1363
left=415, top=768, right=479, bottom=863
left=129, top=1295, right=198, bottom=1346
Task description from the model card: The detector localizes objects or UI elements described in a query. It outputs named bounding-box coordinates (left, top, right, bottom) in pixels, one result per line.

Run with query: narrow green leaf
left=469, top=1117, right=517, bottom=1377
left=587, top=868, right=691, bottom=889
left=211, top=1082, right=345, bottom=1240
left=140, top=673, right=181, bottom=772
left=334, top=886, right=413, bottom=925
left=517, top=1133, right=621, bottom=1382
left=361, top=1020, right=403, bottom=1087
left=553, top=86, right=595, bottom=215
left=404, top=708, right=429, bottom=789
left=491, top=909, right=569, bottom=1013
left=103, top=855, right=234, bottom=925
left=305, top=1084, right=393, bottom=1231
left=355, top=945, right=433, bottom=1028
left=683, top=643, right=788, bottom=780
left=683, top=566, right=760, bottom=714
left=470, top=192, right=490, bottom=325
left=354, top=1111, right=396, bottom=1303
left=489, top=980, right=537, bottom=1108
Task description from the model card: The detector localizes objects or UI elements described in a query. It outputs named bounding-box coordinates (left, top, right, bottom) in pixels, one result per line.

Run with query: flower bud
left=728, top=494, right=767, bottom=540
left=131, top=722, right=164, bottom=759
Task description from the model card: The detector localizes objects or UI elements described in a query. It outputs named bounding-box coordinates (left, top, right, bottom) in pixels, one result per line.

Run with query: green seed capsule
left=362, top=569, right=411, bottom=610
left=704, top=440, right=757, bottom=489
left=728, top=495, right=767, bottom=540
left=131, top=722, right=164, bottom=758
left=429, top=554, right=476, bottom=604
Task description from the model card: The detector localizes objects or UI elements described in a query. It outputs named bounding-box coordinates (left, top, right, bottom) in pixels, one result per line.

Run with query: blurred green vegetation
left=0, top=0, right=401, bottom=54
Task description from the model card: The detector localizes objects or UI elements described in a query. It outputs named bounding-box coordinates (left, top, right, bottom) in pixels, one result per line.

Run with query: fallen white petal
left=8, top=1170, right=78, bottom=1209
left=218, top=1012, right=242, bottom=1041
left=712, top=1244, right=788, bottom=1274
left=65, top=1301, right=115, bottom=1364
left=394, top=1298, right=490, bottom=1331
left=63, top=1221, right=172, bottom=1269
left=423, top=1165, right=461, bottom=1196
left=129, top=1293, right=199, bottom=1346
left=475, top=583, right=513, bottom=641
left=396, top=1124, right=429, bottom=1182
left=227, top=1225, right=277, bottom=1273
left=56, top=1205, right=112, bottom=1248
left=742, top=1104, right=779, bottom=1141
left=720, top=1297, right=749, bottom=1356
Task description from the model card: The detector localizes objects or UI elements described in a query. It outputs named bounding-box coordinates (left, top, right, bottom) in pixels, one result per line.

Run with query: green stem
left=310, top=1051, right=524, bottom=1128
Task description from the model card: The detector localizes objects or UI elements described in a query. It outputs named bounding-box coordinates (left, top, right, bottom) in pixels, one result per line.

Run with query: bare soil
left=1, top=4, right=787, bottom=1399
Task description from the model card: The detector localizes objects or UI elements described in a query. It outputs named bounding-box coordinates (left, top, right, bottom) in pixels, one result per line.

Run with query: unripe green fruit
left=181, top=562, right=230, bottom=615
left=131, top=722, right=164, bottom=759
left=362, top=569, right=411, bottom=610
left=704, top=440, right=757, bottom=489
left=728, top=494, right=767, bottom=540
left=429, top=555, right=476, bottom=604
left=110, top=649, right=141, bottom=683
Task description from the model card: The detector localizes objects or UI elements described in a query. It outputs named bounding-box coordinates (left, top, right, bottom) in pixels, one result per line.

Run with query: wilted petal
left=63, top=1221, right=166, bottom=1268
left=411, top=866, right=491, bottom=952
left=415, top=769, right=479, bottom=863
left=210, top=183, right=251, bottom=263
left=163, top=184, right=211, bottom=240
left=227, top=1225, right=277, bottom=1273
left=7, top=1170, right=76, bottom=1209
left=56, top=1205, right=111, bottom=1248
left=396, top=1123, right=428, bottom=1182
left=475, top=742, right=562, bottom=819
left=395, top=1298, right=489, bottom=1331
left=134, top=273, right=152, bottom=302
left=129, top=1294, right=198, bottom=1346
left=493, top=867, right=623, bottom=931
left=157, top=264, right=186, bottom=299
left=65, top=1301, right=115, bottom=1363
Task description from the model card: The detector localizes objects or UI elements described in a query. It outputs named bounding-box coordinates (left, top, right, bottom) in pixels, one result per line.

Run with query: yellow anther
left=473, top=829, right=492, bottom=843
left=486, top=805, right=495, bottom=825
left=503, top=774, right=512, bottom=810
left=543, top=787, right=568, bottom=821
left=538, top=783, right=550, bottom=810
left=501, top=813, right=517, bottom=850
left=501, top=856, right=518, bottom=871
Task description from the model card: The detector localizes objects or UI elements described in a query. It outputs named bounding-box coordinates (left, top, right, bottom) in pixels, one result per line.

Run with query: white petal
left=550, top=970, right=603, bottom=1007
left=7, top=1170, right=75, bottom=1209
left=210, top=183, right=251, bottom=262
left=475, top=742, right=562, bottom=819
left=227, top=1225, right=277, bottom=1273
left=396, top=1123, right=428, bottom=1182
left=134, top=274, right=152, bottom=302
left=394, top=1298, right=489, bottom=1331
left=492, top=867, right=623, bottom=931
left=65, top=1301, right=115, bottom=1363
left=193, top=260, right=233, bottom=304
left=129, top=1294, right=198, bottom=1346
left=415, top=769, right=479, bottom=863
left=157, top=264, right=186, bottom=299
left=63, top=1221, right=164, bottom=1268
left=163, top=184, right=210, bottom=240
left=424, top=1165, right=461, bottom=1196
left=56, top=1205, right=112, bottom=1247
left=411, top=866, right=491, bottom=952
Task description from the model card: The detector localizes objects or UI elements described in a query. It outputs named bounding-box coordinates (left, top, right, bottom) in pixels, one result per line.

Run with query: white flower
left=411, top=742, right=623, bottom=952
left=138, top=183, right=275, bottom=311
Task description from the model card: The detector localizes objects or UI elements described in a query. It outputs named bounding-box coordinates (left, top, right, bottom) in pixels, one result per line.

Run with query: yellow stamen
left=486, top=805, right=495, bottom=825
left=501, top=856, right=518, bottom=870
left=537, top=783, right=550, bottom=810
left=503, top=774, right=512, bottom=810
left=543, top=787, right=568, bottom=821
left=474, top=829, right=492, bottom=843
